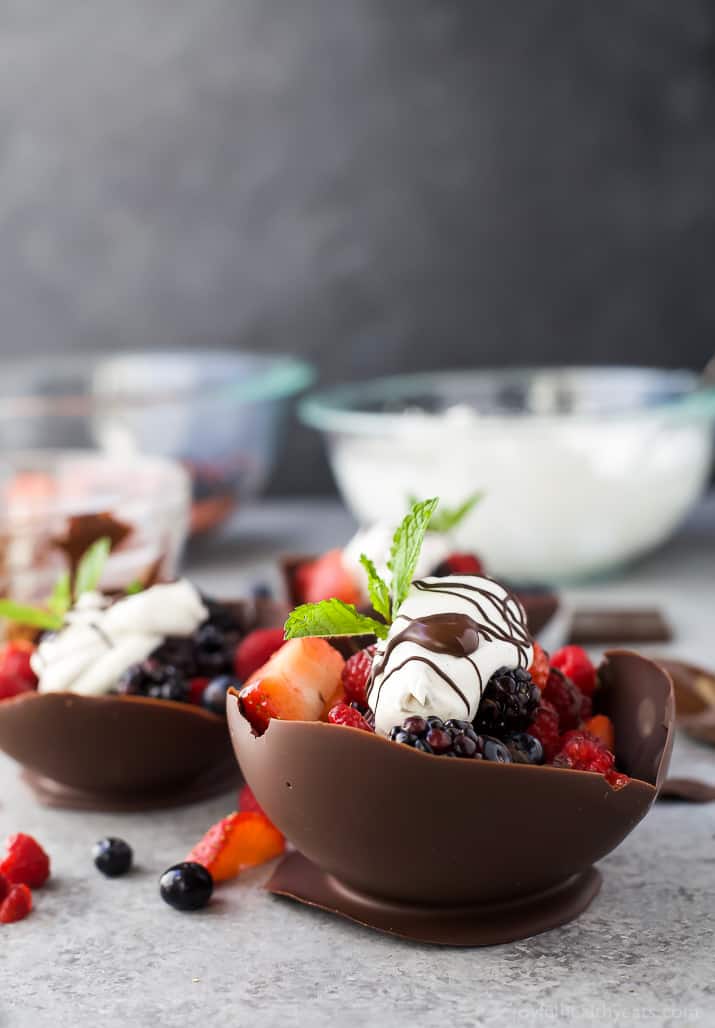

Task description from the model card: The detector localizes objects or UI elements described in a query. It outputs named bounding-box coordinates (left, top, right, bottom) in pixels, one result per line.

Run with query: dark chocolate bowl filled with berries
left=0, top=537, right=288, bottom=810
left=228, top=499, right=675, bottom=946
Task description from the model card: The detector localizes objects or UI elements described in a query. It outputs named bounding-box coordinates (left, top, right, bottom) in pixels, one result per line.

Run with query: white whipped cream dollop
left=32, top=579, right=208, bottom=696
left=368, top=575, right=533, bottom=736
left=341, top=524, right=451, bottom=604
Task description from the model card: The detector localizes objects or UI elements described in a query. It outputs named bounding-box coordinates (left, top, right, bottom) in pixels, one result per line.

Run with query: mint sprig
left=407, top=491, right=483, bottom=534
left=285, top=598, right=388, bottom=640
left=284, top=496, right=439, bottom=642
left=0, top=535, right=114, bottom=630
left=387, top=497, right=439, bottom=612
left=359, top=554, right=391, bottom=622
left=74, top=536, right=111, bottom=598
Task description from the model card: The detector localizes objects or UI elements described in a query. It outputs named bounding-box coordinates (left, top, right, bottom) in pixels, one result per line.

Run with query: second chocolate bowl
left=0, top=599, right=286, bottom=811
left=228, top=650, right=674, bottom=946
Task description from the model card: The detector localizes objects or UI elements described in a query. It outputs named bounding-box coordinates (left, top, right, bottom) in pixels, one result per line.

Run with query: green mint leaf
left=74, top=536, right=112, bottom=598
left=124, top=579, right=144, bottom=595
left=284, top=599, right=388, bottom=641
left=47, top=572, right=71, bottom=618
left=0, top=599, right=62, bottom=631
left=428, top=492, right=483, bottom=534
left=358, top=554, right=391, bottom=622
left=388, top=497, right=439, bottom=612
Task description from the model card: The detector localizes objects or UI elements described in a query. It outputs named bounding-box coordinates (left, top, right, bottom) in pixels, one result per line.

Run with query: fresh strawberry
left=327, top=702, right=374, bottom=732
left=296, top=549, right=362, bottom=605
left=0, top=641, right=38, bottom=700
left=435, top=553, right=484, bottom=576
left=0, top=882, right=32, bottom=924
left=340, top=645, right=376, bottom=707
left=188, top=677, right=210, bottom=705
left=238, top=783, right=263, bottom=815
left=186, top=811, right=285, bottom=883
left=0, top=834, right=50, bottom=889
left=528, top=641, right=550, bottom=690
left=543, top=668, right=582, bottom=731
left=526, top=700, right=561, bottom=762
left=0, top=871, right=8, bottom=903
left=583, top=714, right=615, bottom=751
left=234, top=628, right=286, bottom=683
left=550, top=645, right=597, bottom=697
left=238, top=637, right=345, bottom=736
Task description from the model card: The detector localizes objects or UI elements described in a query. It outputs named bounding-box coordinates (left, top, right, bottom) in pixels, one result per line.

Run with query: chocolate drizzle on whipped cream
left=367, top=576, right=533, bottom=736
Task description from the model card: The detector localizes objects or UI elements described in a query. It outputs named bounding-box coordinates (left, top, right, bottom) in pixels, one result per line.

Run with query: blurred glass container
left=0, top=451, right=190, bottom=603
left=301, top=367, right=715, bottom=584
left=0, top=350, right=313, bottom=534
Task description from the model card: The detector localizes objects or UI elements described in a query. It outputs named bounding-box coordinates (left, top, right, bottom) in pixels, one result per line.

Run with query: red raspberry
left=443, top=552, right=484, bottom=576
left=234, top=628, right=286, bottom=683
left=327, top=702, right=374, bottom=732
left=340, top=645, right=376, bottom=707
left=526, top=700, right=561, bottom=762
left=0, top=641, right=38, bottom=700
left=528, top=641, right=550, bottom=690
left=0, top=882, right=33, bottom=924
left=0, top=833, right=50, bottom=889
left=605, top=769, right=630, bottom=791
left=188, top=677, right=210, bottom=705
left=550, top=645, right=597, bottom=697
left=543, top=668, right=582, bottom=731
left=238, top=783, right=264, bottom=815
left=553, top=732, right=615, bottom=773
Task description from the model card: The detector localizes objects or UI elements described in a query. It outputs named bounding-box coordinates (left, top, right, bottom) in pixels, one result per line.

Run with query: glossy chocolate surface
left=0, top=597, right=287, bottom=809
left=228, top=650, right=673, bottom=939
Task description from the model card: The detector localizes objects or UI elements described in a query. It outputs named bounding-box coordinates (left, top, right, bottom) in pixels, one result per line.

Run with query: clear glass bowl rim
left=300, top=365, right=715, bottom=435
left=0, top=350, right=314, bottom=418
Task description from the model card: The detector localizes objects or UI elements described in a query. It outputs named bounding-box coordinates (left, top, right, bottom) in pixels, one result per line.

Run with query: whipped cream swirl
left=32, top=580, right=208, bottom=696
left=367, top=575, right=533, bottom=736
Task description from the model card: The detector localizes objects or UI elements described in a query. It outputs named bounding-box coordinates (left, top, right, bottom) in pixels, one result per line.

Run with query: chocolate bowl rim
left=228, top=647, right=675, bottom=794
left=0, top=688, right=226, bottom=724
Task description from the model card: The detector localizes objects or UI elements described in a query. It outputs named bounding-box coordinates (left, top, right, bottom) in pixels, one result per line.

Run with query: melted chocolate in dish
left=368, top=579, right=531, bottom=716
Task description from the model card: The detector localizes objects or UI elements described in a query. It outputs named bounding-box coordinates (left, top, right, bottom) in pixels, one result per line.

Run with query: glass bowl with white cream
left=300, top=366, right=715, bottom=584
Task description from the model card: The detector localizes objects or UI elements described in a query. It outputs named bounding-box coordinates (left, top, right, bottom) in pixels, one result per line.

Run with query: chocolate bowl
left=0, top=598, right=288, bottom=812
left=281, top=555, right=560, bottom=638
left=227, top=650, right=674, bottom=946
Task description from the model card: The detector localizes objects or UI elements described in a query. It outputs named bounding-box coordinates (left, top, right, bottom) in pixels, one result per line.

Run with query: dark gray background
left=0, top=1, right=713, bottom=493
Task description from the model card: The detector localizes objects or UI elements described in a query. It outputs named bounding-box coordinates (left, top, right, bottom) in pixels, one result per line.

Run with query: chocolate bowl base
left=267, top=851, right=602, bottom=947
left=21, top=758, right=242, bottom=813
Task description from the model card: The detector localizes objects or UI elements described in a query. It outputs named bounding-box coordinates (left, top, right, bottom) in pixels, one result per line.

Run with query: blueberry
left=482, top=737, right=513, bottom=763
left=503, top=732, right=544, bottom=765
left=159, top=862, right=213, bottom=911
left=201, top=675, right=239, bottom=716
left=93, top=837, right=133, bottom=877
left=194, top=623, right=232, bottom=675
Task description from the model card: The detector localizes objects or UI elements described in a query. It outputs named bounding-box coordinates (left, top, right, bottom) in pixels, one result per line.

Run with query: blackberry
left=93, top=837, right=133, bottom=877
left=118, top=660, right=189, bottom=703
left=503, top=732, right=544, bottom=765
left=474, top=667, right=540, bottom=736
left=202, top=596, right=243, bottom=634
left=194, top=623, right=233, bottom=676
left=151, top=636, right=198, bottom=676
left=388, top=716, right=512, bottom=762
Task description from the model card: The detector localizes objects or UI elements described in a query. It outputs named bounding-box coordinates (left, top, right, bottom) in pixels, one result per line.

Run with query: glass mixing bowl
left=0, top=350, right=313, bottom=534
left=301, top=366, right=715, bottom=583
left=0, top=450, right=190, bottom=603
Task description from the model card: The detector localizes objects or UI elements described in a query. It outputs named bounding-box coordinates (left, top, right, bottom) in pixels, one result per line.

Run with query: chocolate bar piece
left=569, top=608, right=672, bottom=645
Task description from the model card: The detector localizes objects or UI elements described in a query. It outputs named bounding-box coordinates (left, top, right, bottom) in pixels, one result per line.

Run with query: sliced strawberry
left=0, top=641, right=38, bottom=700
left=238, top=783, right=264, bottom=815
left=0, top=882, right=32, bottom=923
left=234, top=628, right=286, bottom=683
left=238, top=637, right=345, bottom=736
left=186, top=811, right=285, bottom=883
left=0, top=833, right=50, bottom=889
left=296, top=549, right=362, bottom=605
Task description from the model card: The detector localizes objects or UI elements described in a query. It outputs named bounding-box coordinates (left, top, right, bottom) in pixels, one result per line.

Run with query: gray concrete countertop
left=2, top=499, right=714, bottom=1028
